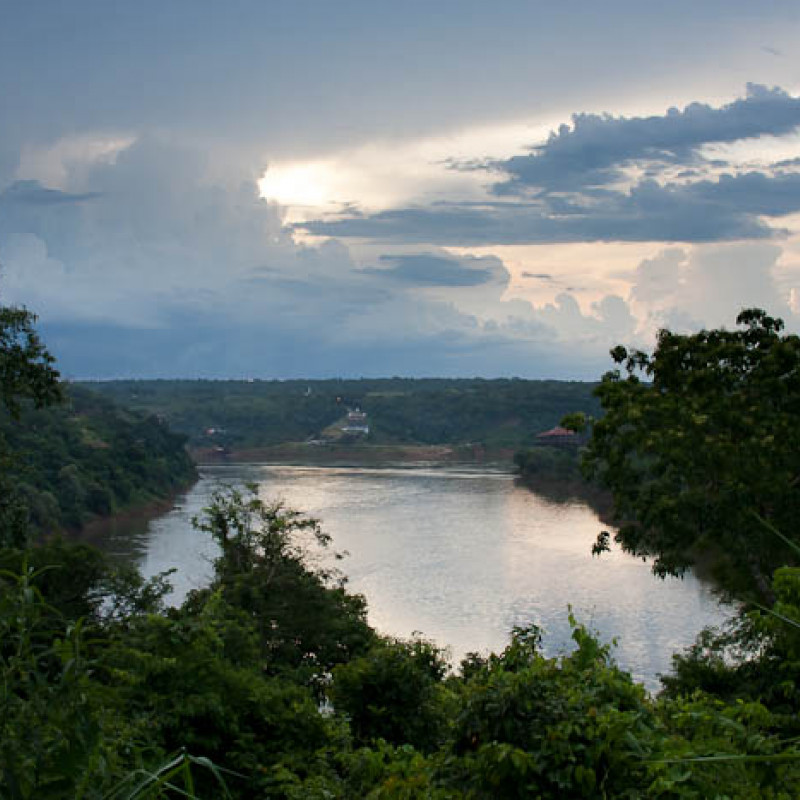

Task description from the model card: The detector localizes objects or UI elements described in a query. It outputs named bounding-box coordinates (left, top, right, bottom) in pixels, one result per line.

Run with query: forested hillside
left=86, top=378, right=602, bottom=449
left=0, top=384, right=196, bottom=535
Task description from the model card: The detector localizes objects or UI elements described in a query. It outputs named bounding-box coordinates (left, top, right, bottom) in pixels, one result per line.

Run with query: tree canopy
left=0, top=305, right=61, bottom=418
left=0, top=302, right=195, bottom=545
left=0, top=305, right=62, bottom=546
left=568, top=309, right=800, bottom=600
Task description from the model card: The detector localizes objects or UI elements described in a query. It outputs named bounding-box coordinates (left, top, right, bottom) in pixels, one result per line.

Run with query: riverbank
left=63, top=442, right=519, bottom=548
left=190, top=442, right=517, bottom=467
left=60, top=472, right=199, bottom=550
left=517, top=473, right=615, bottom=523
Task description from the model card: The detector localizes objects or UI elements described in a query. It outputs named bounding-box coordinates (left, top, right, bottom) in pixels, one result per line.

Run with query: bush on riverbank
left=513, top=445, right=583, bottom=481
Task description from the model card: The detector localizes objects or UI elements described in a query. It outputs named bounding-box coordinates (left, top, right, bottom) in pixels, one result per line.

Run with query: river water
left=86, top=464, right=732, bottom=688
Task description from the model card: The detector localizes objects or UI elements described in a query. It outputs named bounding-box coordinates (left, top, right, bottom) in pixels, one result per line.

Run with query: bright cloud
left=300, top=86, right=800, bottom=247
left=258, top=119, right=551, bottom=224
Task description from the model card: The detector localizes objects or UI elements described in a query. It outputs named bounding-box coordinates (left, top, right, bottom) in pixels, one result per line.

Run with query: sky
left=1, top=0, right=800, bottom=379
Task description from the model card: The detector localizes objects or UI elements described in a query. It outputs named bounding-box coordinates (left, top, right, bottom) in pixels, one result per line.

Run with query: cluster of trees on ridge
left=87, top=378, right=602, bottom=451
left=1, top=303, right=800, bottom=797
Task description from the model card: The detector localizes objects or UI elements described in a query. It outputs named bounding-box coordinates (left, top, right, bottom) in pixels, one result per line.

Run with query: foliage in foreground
left=2, top=488, right=799, bottom=799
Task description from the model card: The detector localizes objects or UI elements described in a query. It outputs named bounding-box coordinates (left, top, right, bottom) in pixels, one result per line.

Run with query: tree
left=567, top=309, right=800, bottom=601
left=0, top=305, right=62, bottom=419
left=330, top=637, right=449, bottom=751
left=447, top=623, right=661, bottom=799
left=193, top=486, right=374, bottom=677
left=0, top=304, right=62, bottom=547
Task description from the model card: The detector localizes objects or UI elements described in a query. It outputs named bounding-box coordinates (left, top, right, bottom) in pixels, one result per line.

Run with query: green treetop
left=566, top=309, right=800, bottom=602
left=0, top=305, right=62, bottom=418
left=0, top=304, right=62, bottom=547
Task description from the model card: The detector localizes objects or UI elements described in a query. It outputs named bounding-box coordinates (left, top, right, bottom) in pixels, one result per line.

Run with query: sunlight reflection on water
left=88, top=464, right=733, bottom=689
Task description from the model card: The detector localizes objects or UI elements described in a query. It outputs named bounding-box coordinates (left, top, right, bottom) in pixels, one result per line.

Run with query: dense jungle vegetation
left=2, top=306, right=800, bottom=798
left=0, top=381, right=196, bottom=543
left=86, top=378, right=602, bottom=450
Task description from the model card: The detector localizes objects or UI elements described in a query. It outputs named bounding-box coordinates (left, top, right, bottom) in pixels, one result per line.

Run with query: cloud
left=298, top=171, right=785, bottom=244
left=0, top=134, right=639, bottom=379
left=7, top=90, right=796, bottom=379
left=522, top=272, right=554, bottom=280
left=7, top=0, right=799, bottom=180
left=3, top=5, right=800, bottom=381
left=629, top=248, right=685, bottom=307
left=0, top=180, right=100, bottom=205
left=492, top=84, right=800, bottom=195
left=525, top=292, right=636, bottom=346
left=686, top=170, right=800, bottom=217
left=362, top=253, right=503, bottom=287
left=627, top=242, right=795, bottom=337
left=298, top=86, right=800, bottom=247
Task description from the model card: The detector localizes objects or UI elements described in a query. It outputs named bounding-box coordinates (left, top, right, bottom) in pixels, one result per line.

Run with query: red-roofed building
left=534, top=426, right=579, bottom=449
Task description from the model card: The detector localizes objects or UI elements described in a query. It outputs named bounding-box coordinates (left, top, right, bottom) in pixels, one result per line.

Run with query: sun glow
left=257, top=117, right=555, bottom=224
left=258, top=161, right=338, bottom=209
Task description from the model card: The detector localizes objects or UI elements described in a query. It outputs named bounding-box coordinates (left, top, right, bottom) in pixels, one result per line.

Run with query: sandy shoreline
left=190, top=442, right=517, bottom=467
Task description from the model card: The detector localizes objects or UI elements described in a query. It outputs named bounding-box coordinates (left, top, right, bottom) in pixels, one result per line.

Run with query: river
left=85, top=463, right=732, bottom=688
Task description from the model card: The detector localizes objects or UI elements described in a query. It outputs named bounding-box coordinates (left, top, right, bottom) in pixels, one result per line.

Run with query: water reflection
left=86, top=464, right=732, bottom=688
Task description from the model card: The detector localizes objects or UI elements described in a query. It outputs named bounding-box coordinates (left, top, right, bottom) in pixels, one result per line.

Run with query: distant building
left=534, top=425, right=579, bottom=449
left=341, top=408, right=370, bottom=435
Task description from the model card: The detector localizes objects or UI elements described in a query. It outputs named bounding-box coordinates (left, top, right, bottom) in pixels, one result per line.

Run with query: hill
left=85, top=378, right=601, bottom=457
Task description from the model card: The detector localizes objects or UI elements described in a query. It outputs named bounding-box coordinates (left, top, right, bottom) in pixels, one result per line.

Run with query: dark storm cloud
left=0, top=180, right=101, bottom=205
left=40, top=313, right=601, bottom=381
left=5, top=0, right=793, bottom=181
left=686, top=170, right=800, bottom=216
left=299, top=176, right=781, bottom=244
left=492, top=84, right=800, bottom=196
left=362, top=254, right=497, bottom=287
